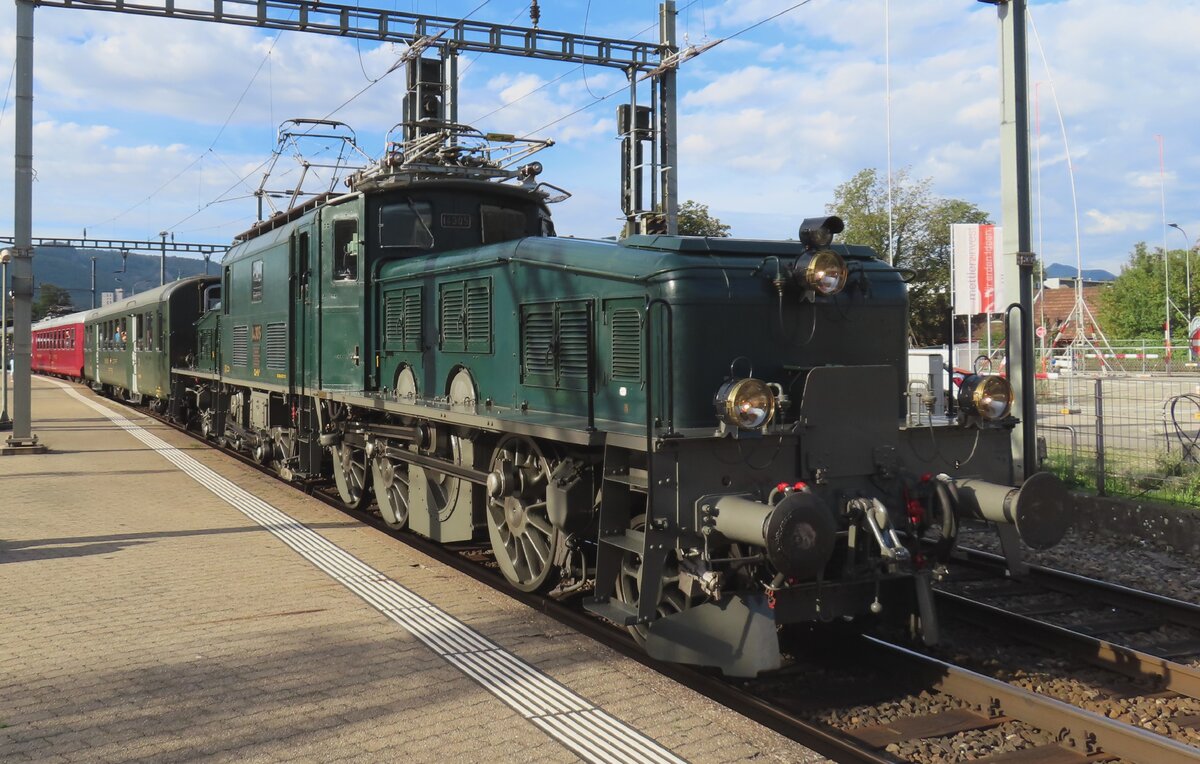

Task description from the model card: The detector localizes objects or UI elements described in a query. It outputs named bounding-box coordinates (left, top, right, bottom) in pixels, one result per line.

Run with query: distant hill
left=1044, top=262, right=1116, bottom=282
left=15, top=246, right=215, bottom=312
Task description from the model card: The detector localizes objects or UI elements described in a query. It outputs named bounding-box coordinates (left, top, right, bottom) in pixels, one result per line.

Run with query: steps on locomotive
left=600, top=527, right=645, bottom=553
left=602, top=468, right=649, bottom=492
left=585, top=598, right=640, bottom=627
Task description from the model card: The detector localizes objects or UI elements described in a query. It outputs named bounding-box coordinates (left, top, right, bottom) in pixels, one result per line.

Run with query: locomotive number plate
left=441, top=213, right=472, bottom=229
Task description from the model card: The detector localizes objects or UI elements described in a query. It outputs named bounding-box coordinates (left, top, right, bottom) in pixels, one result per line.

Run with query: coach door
left=291, top=224, right=318, bottom=393
left=129, top=313, right=140, bottom=396
left=93, top=325, right=101, bottom=379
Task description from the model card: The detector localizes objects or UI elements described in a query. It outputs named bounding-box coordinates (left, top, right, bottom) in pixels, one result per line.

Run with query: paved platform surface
left=0, top=376, right=827, bottom=764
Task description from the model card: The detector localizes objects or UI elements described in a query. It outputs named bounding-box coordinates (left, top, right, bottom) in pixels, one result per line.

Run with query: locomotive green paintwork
left=373, top=234, right=908, bottom=432
left=211, top=175, right=908, bottom=438
left=83, top=276, right=217, bottom=402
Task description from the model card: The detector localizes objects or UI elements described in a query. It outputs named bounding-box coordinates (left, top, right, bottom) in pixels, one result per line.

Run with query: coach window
left=333, top=219, right=360, bottom=282
left=251, top=260, right=264, bottom=302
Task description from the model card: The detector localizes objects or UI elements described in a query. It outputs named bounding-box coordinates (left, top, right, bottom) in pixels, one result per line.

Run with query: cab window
left=379, top=202, right=434, bottom=250
left=481, top=205, right=533, bottom=244
left=333, top=219, right=360, bottom=281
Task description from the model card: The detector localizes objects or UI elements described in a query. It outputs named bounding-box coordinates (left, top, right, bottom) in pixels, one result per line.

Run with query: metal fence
left=1037, top=375, right=1200, bottom=504
left=1040, top=340, right=1200, bottom=376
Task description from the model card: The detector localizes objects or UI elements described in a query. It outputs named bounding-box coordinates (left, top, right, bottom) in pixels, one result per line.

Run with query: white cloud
left=1084, top=209, right=1157, bottom=235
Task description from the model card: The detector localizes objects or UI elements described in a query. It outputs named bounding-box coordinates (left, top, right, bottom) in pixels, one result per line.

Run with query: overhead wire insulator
left=530, top=0, right=540, bottom=29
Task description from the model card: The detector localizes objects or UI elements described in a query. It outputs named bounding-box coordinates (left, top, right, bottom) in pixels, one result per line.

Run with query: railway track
left=109, top=391, right=1200, bottom=762
left=942, top=547, right=1200, bottom=699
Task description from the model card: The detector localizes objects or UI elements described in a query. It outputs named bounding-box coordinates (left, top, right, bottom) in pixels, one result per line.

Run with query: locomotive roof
left=229, top=177, right=550, bottom=251
left=622, top=235, right=879, bottom=260
left=84, top=275, right=219, bottom=323
left=376, top=234, right=884, bottom=283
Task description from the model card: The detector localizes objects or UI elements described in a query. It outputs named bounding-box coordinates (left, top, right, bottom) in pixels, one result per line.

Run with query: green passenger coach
left=84, top=276, right=218, bottom=407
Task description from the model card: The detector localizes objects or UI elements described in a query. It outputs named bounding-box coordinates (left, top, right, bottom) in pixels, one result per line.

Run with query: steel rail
left=954, top=547, right=1200, bottom=630
left=866, top=636, right=1200, bottom=764
left=37, top=0, right=663, bottom=71
left=937, top=588, right=1200, bottom=700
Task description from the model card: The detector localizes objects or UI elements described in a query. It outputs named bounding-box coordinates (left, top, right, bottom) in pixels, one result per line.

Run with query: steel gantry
left=6, top=0, right=684, bottom=450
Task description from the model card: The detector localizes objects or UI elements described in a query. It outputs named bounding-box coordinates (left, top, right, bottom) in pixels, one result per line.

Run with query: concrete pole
left=91, top=256, right=97, bottom=308
left=995, top=0, right=1036, bottom=481
left=659, top=1, right=678, bottom=235
left=7, top=0, right=39, bottom=449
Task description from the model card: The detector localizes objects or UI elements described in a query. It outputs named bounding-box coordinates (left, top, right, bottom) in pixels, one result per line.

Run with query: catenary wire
left=518, top=0, right=814, bottom=139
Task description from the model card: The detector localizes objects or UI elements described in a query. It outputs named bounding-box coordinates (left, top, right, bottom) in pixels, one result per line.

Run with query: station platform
left=0, top=376, right=826, bottom=764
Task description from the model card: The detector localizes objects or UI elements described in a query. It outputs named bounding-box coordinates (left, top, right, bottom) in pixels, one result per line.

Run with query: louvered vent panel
left=232, top=325, right=249, bottom=367
left=465, top=283, right=491, bottom=352
left=402, top=289, right=422, bottom=351
left=557, top=306, right=590, bottom=382
left=610, top=309, right=642, bottom=382
left=522, top=309, right=555, bottom=377
left=441, top=286, right=464, bottom=348
left=265, top=322, right=287, bottom=371
left=384, top=293, right=405, bottom=344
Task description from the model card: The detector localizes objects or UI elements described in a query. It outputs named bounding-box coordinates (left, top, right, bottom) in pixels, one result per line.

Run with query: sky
left=0, top=0, right=1195, bottom=275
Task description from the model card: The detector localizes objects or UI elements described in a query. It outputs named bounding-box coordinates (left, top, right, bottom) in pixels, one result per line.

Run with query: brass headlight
left=797, top=249, right=849, bottom=295
left=715, top=378, right=777, bottom=430
left=958, top=374, right=1013, bottom=421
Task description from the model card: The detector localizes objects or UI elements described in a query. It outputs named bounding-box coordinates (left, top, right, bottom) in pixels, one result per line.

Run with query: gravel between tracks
left=958, top=520, right=1200, bottom=605
left=805, top=519, right=1200, bottom=761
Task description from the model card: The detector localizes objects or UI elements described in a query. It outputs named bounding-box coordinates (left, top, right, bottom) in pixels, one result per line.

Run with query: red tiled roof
left=1033, top=285, right=1106, bottom=342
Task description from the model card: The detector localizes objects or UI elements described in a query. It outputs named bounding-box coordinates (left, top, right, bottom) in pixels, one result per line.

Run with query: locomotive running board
left=643, top=593, right=779, bottom=678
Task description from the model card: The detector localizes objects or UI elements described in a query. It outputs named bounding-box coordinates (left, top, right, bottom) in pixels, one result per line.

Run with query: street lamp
left=1, top=247, right=12, bottom=431
left=1168, top=223, right=1193, bottom=321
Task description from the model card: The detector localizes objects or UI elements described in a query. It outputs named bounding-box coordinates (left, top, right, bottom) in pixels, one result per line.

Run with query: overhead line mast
left=7, top=0, right=684, bottom=449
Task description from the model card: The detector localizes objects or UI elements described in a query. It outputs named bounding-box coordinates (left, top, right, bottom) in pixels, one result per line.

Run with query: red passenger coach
left=31, top=311, right=87, bottom=381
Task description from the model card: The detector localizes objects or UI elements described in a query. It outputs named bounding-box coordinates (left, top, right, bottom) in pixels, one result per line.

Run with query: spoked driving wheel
left=616, top=514, right=696, bottom=645
left=333, top=442, right=372, bottom=510
left=485, top=435, right=562, bottom=593
left=370, top=450, right=411, bottom=530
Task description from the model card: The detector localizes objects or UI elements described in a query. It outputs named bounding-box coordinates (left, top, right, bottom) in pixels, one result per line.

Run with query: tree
left=1098, top=242, right=1194, bottom=339
left=33, top=282, right=74, bottom=321
left=826, top=168, right=991, bottom=346
left=677, top=200, right=731, bottom=237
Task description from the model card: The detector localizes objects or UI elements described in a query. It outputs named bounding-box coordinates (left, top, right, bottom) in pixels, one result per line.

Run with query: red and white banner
left=952, top=224, right=1014, bottom=316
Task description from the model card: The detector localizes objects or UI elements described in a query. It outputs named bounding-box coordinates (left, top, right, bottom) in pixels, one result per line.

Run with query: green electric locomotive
left=169, top=124, right=1069, bottom=676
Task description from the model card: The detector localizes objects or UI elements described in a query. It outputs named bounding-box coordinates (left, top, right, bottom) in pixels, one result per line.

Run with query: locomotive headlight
left=958, top=374, right=1013, bottom=421
left=796, top=249, right=849, bottom=295
left=715, top=378, right=777, bottom=430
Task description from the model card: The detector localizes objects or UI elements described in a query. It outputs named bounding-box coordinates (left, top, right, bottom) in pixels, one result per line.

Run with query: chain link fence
left=1037, top=374, right=1200, bottom=504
